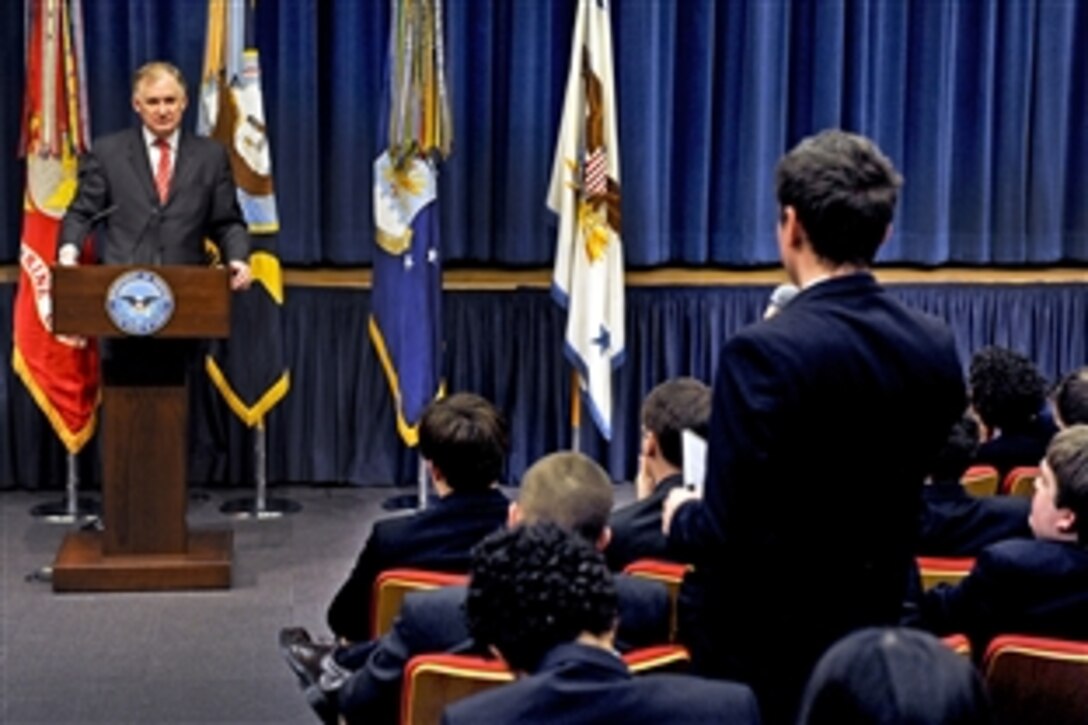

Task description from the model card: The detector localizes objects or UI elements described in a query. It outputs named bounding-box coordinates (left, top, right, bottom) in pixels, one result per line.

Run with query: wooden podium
left=50, top=266, right=233, bottom=592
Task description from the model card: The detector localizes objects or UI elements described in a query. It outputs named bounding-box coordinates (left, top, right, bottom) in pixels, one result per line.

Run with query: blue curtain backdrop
left=1, top=0, right=1086, bottom=266
left=4, top=282, right=1088, bottom=490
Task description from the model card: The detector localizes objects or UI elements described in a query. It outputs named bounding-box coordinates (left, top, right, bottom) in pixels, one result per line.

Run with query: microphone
left=764, top=283, right=799, bottom=319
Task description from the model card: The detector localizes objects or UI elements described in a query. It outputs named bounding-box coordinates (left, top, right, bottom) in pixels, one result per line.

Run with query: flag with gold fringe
left=12, top=0, right=99, bottom=454
left=547, top=0, right=625, bottom=440
left=369, top=0, right=452, bottom=446
left=198, top=0, right=288, bottom=428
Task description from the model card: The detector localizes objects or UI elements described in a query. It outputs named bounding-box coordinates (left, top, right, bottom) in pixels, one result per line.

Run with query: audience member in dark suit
left=58, top=61, right=251, bottom=287
left=920, top=425, right=1088, bottom=656
left=919, top=415, right=1031, bottom=557
left=1052, top=367, right=1088, bottom=429
left=607, top=377, right=711, bottom=571
left=969, top=346, right=1056, bottom=481
left=290, top=452, right=670, bottom=725
left=284, top=392, right=508, bottom=647
left=798, top=627, right=992, bottom=725
left=663, top=130, right=966, bottom=724
left=442, top=523, right=761, bottom=725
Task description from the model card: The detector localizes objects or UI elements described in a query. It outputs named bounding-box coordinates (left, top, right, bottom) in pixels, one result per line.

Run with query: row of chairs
left=961, top=465, right=1039, bottom=498
left=373, top=562, right=1088, bottom=725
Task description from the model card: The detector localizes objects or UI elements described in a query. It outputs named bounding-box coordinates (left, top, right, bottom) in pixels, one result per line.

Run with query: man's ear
left=596, top=526, right=612, bottom=553
left=1057, top=509, right=1078, bottom=537
left=428, top=460, right=444, bottom=485
left=781, top=206, right=804, bottom=251
left=643, top=430, right=659, bottom=459
left=507, top=502, right=521, bottom=528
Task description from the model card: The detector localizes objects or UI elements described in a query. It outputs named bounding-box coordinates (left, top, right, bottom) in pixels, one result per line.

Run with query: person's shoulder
left=635, top=674, right=760, bottom=721
left=93, top=128, right=138, bottom=152
left=980, top=537, right=1075, bottom=569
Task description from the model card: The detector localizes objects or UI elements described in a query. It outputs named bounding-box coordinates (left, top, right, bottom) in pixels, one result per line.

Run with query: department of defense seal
left=105, top=269, right=175, bottom=336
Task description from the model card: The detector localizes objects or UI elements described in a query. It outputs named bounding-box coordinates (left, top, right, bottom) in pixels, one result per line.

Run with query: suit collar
left=645, top=473, right=684, bottom=506
left=790, top=271, right=880, bottom=306
left=126, top=128, right=160, bottom=206
left=536, top=642, right=626, bottom=677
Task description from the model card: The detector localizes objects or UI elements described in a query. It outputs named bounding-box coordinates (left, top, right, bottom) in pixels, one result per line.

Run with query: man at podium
left=56, top=60, right=250, bottom=290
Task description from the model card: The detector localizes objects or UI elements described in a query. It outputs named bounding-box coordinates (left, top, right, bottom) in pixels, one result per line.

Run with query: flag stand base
left=29, top=497, right=100, bottom=524
left=219, top=496, right=302, bottom=520
left=381, top=493, right=423, bottom=511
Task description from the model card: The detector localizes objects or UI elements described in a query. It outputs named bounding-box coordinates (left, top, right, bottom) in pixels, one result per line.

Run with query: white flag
left=547, top=0, right=624, bottom=440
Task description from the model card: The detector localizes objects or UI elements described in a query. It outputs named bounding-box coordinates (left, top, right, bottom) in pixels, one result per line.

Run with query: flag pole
left=30, top=451, right=99, bottom=524
left=220, top=417, right=301, bottom=519
left=570, top=369, right=582, bottom=452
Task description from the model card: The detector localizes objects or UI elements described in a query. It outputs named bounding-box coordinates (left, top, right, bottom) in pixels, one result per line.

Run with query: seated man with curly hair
left=444, top=522, right=761, bottom=725
left=969, top=346, right=1057, bottom=480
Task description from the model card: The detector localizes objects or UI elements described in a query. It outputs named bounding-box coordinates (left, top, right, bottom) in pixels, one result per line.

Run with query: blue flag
left=370, top=152, right=443, bottom=446
left=368, top=0, right=451, bottom=447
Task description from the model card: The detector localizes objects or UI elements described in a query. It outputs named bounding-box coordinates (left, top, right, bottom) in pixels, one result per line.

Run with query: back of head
left=968, top=347, right=1048, bottom=431
left=419, top=393, right=509, bottom=493
left=517, top=451, right=613, bottom=543
left=799, top=628, right=992, bottom=725
left=1053, top=368, right=1088, bottom=428
left=775, top=129, right=902, bottom=267
left=641, top=377, right=712, bottom=468
left=930, top=414, right=981, bottom=483
left=1047, top=425, right=1088, bottom=545
left=466, top=522, right=617, bottom=672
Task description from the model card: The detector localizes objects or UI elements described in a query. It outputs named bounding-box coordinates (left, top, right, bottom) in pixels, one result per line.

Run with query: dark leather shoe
left=279, top=627, right=336, bottom=690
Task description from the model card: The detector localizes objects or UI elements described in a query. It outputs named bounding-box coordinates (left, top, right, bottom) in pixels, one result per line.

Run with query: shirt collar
left=142, top=126, right=180, bottom=152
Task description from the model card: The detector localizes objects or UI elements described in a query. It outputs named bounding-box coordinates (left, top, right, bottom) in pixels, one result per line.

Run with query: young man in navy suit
left=921, top=424, right=1088, bottom=655
left=918, top=414, right=1032, bottom=557
left=443, top=522, right=761, bottom=725
left=323, top=392, right=511, bottom=644
left=664, top=130, right=966, bottom=724
left=607, top=377, right=711, bottom=571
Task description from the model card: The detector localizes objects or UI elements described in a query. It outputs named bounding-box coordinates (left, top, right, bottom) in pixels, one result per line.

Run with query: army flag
left=369, top=0, right=452, bottom=446
left=12, top=0, right=99, bottom=454
left=547, top=0, right=625, bottom=440
left=198, top=0, right=288, bottom=426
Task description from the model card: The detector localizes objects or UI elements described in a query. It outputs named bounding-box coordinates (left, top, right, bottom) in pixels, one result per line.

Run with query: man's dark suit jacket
left=607, top=473, right=685, bottom=571
left=974, top=416, right=1057, bottom=483
left=440, top=643, right=762, bottom=725
left=921, top=538, right=1088, bottom=655
left=59, top=128, right=248, bottom=265
left=338, top=575, right=670, bottom=725
left=668, top=273, right=965, bottom=725
left=327, top=488, right=509, bottom=643
left=918, top=478, right=1032, bottom=556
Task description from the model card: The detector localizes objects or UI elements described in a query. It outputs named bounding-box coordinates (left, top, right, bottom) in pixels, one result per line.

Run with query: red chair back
left=372, top=568, right=469, bottom=638
left=983, top=634, right=1088, bottom=725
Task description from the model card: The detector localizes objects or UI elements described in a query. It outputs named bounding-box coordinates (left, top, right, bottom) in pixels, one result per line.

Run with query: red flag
left=12, top=0, right=98, bottom=453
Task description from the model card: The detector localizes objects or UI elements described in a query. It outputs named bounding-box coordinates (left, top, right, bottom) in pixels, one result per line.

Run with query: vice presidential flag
left=198, top=0, right=288, bottom=427
left=369, top=0, right=452, bottom=447
left=547, top=0, right=625, bottom=440
left=12, top=0, right=99, bottom=454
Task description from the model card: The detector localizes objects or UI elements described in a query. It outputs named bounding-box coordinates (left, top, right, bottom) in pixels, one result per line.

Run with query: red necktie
left=154, top=138, right=172, bottom=204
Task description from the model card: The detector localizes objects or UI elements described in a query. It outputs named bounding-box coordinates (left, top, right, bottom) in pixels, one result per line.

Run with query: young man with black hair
left=968, top=346, right=1056, bottom=480
left=920, top=425, right=1088, bottom=655
left=1051, top=367, right=1088, bottom=429
left=664, top=130, right=965, bottom=724
left=443, top=523, right=760, bottom=725
left=607, top=377, right=711, bottom=570
left=918, top=414, right=1031, bottom=557
left=323, top=392, right=511, bottom=643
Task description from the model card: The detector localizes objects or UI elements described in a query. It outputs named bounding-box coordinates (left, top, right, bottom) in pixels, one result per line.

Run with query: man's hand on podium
left=229, top=259, right=252, bottom=291
left=58, top=244, right=80, bottom=267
